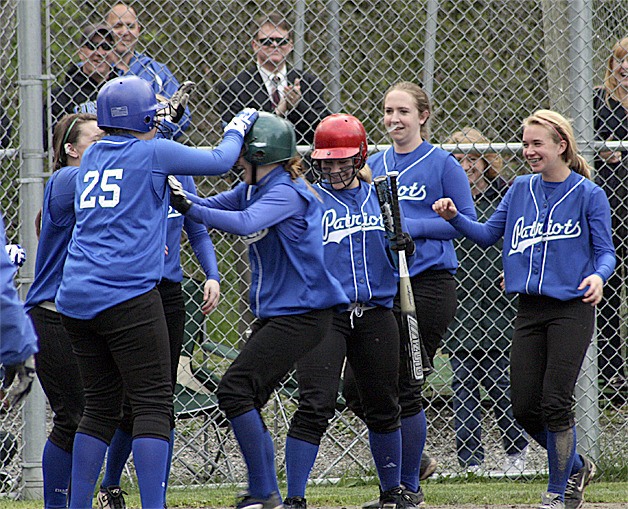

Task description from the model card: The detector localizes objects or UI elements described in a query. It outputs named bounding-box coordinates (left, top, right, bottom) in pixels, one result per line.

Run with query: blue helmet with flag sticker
left=97, top=76, right=167, bottom=133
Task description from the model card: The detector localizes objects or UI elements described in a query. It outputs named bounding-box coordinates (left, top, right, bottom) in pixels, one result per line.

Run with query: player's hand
left=224, top=108, right=258, bottom=138
left=432, top=198, right=458, bottom=220
left=390, top=232, right=415, bottom=257
left=579, top=274, right=604, bottom=306
left=5, top=244, right=26, bottom=268
left=2, top=355, right=36, bottom=407
left=167, top=176, right=192, bottom=214
left=168, top=81, right=195, bottom=123
left=201, top=279, right=220, bottom=315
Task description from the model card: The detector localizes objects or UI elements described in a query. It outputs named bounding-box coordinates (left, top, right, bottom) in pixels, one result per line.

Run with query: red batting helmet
left=311, top=114, right=368, bottom=170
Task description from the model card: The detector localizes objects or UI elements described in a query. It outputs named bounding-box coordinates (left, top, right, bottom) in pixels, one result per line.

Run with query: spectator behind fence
left=216, top=11, right=330, bottom=146
left=433, top=110, right=615, bottom=509
left=50, top=23, right=116, bottom=129
left=105, top=2, right=191, bottom=139
left=444, top=127, right=529, bottom=476
left=593, top=36, right=628, bottom=397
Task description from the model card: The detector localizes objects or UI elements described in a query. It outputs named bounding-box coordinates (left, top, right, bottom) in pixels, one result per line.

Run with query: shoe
left=401, top=486, right=424, bottom=507
left=564, top=455, right=597, bottom=509
left=419, top=454, right=437, bottom=480
left=283, top=496, right=307, bottom=509
left=502, top=448, right=527, bottom=475
left=97, top=486, right=128, bottom=509
left=378, top=485, right=420, bottom=508
left=362, top=485, right=424, bottom=509
left=236, top=491, right=283, bottom=509
left=539, top=492, right=565, bottom=509
left=465, top=464, right=485, bottom=476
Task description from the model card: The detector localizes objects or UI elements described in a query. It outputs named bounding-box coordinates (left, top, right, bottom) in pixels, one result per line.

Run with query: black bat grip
left=388, top=171, right=403, bottom=242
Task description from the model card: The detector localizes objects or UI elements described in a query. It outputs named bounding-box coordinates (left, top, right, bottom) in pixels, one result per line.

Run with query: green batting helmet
left=243, top=112, right=297, bottom=166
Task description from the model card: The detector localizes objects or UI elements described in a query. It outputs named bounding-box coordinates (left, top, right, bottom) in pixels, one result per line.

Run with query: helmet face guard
left=243, top=112, right=297, bottom=166
left=311, top=114, right=368, bottom=188
left=97, top=76, right=167, bottom=133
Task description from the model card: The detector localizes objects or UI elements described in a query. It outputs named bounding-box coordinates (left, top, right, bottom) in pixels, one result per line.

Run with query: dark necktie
left=271, top=76, right=281, bottom=107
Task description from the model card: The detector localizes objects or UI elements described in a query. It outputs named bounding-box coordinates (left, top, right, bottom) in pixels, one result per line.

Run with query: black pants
left=288, top=307, right=401, bottom=445
left=218, top=308, right=333, bottom=420
left=510, top=295, right=594, bottom=434
left=30, top=306, right=85, bottom=452
left=119, top=280, right=185, bottom=433
left=61, top=288, right=173, bottom=443
left=345, top=270, right=457, bottom=418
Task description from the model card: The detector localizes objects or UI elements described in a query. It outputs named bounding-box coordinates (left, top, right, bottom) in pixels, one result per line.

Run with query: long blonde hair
left=603, top=37, right=628, bottom=109
left=522, top=110, right=591, bottom=179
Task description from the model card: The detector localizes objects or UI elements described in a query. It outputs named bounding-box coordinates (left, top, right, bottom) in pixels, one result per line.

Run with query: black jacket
left=216, top=65, right=330, bottom=145
left=50, top=64, right=117, bottom=127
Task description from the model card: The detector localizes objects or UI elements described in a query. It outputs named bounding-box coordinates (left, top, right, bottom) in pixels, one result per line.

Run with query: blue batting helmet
left=96, top=76, right=166, bottom=133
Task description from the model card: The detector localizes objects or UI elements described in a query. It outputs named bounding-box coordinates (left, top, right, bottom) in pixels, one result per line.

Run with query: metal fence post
left=569, top=0, right=600, bottom=462
left=17, top=0, right=47, bottom=499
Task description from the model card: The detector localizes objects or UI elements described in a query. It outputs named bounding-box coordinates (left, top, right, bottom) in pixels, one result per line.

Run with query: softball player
left=283, top=114, right=418, bottom=509
left=54, top=75, right=256, bottom=509
left=168, top=112, right=349, bottom=509
left=348, top=81, right=476, bottom=505
left=433, top=110, right=615, bottom=509
left=24, top=113, right=102, bottom=509
left=97, top=172, right=222, bottom=509
left=1, top=213, right=38, bottom=402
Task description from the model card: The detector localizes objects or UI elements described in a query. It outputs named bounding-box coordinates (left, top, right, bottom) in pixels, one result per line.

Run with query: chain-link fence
left=1, top=0, right=627, bottom=500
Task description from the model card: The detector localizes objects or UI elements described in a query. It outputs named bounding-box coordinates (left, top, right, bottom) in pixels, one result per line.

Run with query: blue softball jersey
left=449, top=171, right=616, bottom=300
left=185, top=166, right=350, bottom=318
left=369, top=141, right=476, bottom=276
left=56, top=131, right=242, bottom=319
left=25, top=166, right=78, bottom=311
left=1, top=214, right=38, bottom=365
left=316, top=180, right=397, bottom=308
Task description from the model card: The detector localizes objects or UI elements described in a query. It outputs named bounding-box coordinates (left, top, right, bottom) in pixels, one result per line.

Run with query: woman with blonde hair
left=593, top=36, right=628, bottom=395
left=434, top=110, right=615, bottom=509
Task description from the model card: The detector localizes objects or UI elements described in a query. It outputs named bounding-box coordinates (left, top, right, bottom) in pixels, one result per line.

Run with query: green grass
left=2, top=480, right=626, bottom=508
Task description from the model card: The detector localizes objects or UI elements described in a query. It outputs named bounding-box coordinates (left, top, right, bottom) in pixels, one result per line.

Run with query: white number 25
left=79, top=169, right=123, bottom=209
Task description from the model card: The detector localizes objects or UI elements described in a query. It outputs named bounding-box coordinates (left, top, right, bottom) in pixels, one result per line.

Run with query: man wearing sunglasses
left=50, top=23, right=117, bottom=130
left=217, top=11, right=329, bottom=145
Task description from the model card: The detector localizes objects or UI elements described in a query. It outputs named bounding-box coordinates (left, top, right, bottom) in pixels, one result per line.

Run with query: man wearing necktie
left=216, top=11, right=330, bottom=145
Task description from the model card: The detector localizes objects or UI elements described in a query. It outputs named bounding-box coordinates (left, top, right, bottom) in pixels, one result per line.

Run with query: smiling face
left=253, top=23, right=293, bottom=72
left=319, top=158, right=359, bottom=190
left=79, top=35, right=112, bottom=81
left=454, top=153, right=488, bottom=195
left=611, top=51, right=628, bottom=92
left=106, top=4, right=141, bottom=58
left=383, top=90, right=429, bottom=152
left=522, top=124, right=567, bottom=176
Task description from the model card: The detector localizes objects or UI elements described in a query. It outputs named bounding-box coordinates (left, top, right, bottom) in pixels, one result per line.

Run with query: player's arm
left=186, top=184, right=304, bottom=236
left=405, top=157, right=477, bottom=240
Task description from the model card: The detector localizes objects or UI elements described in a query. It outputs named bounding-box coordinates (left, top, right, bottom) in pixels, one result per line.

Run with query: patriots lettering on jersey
left=509, top=216, right=582, bottom=255
left=397, top=182, right=427, bottom=201
left=322, top=209, right=384, bottom=244
left=242, top=228, right=269, bottom=245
